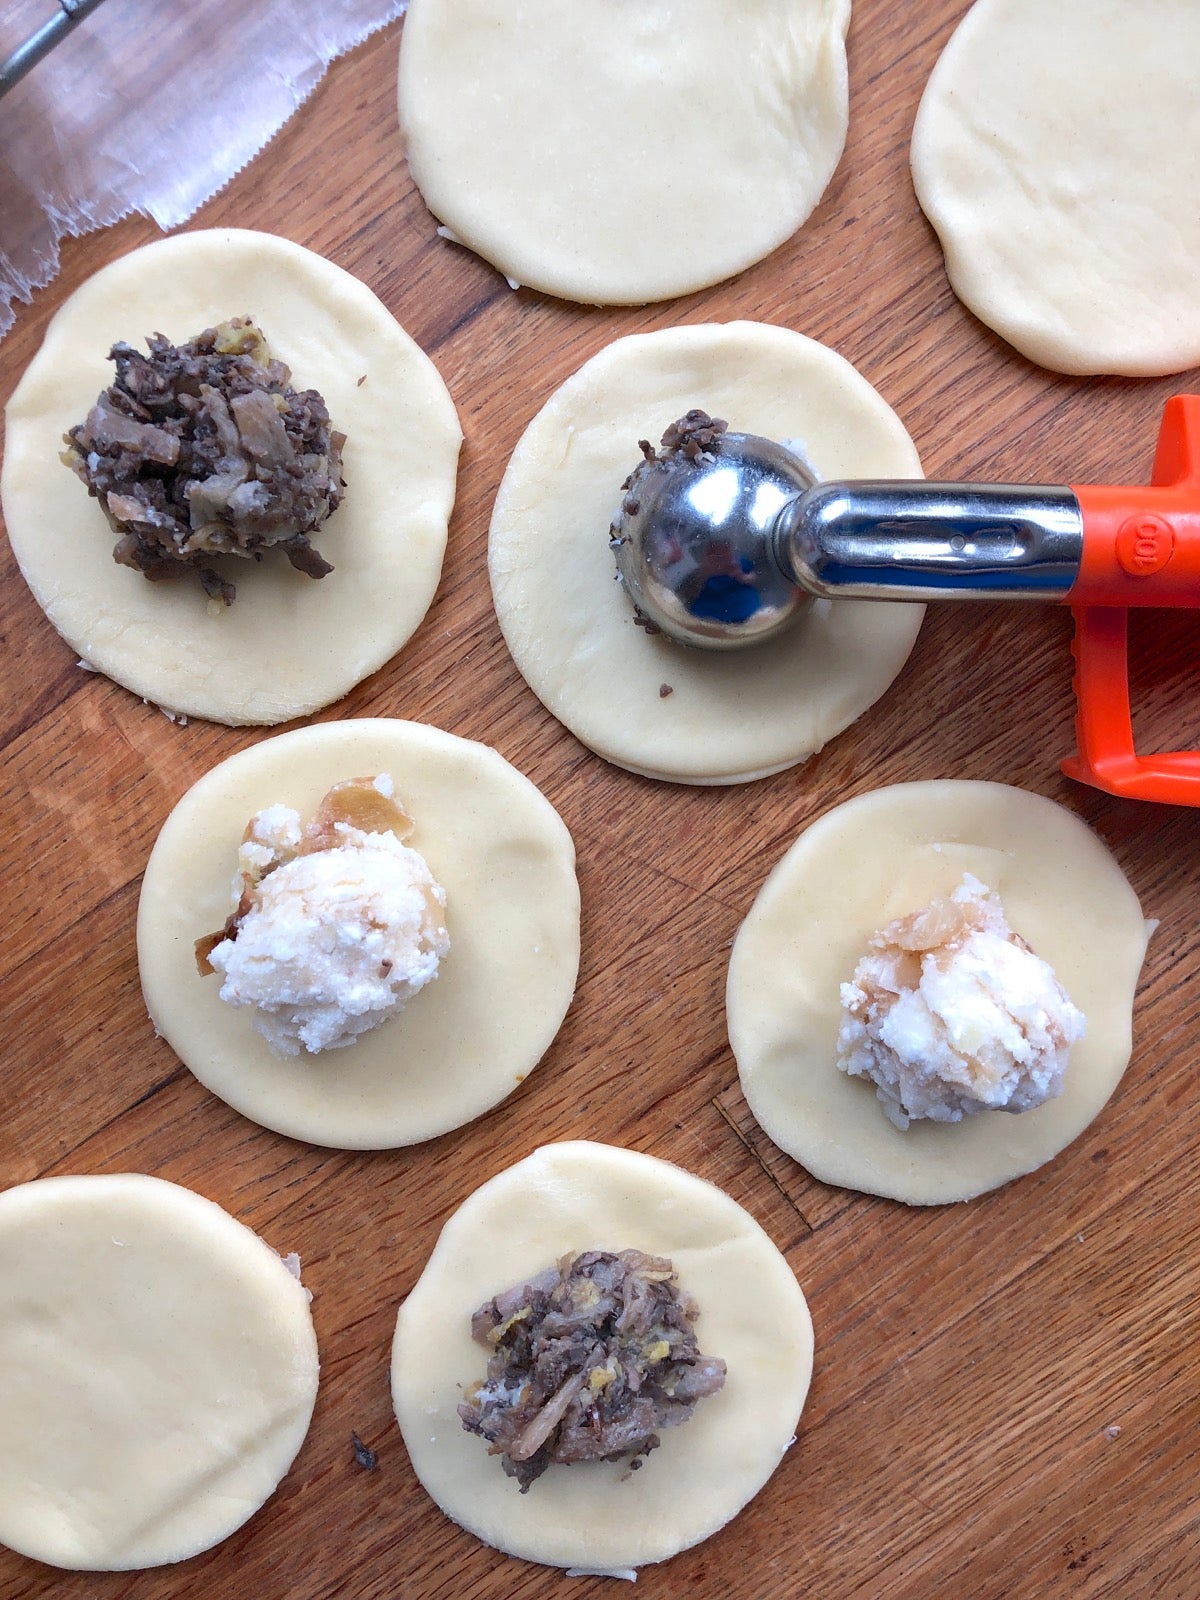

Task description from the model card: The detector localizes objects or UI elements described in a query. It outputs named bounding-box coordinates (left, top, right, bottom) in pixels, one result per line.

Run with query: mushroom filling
left=62, top=317, right=345, bottom=604
left=609, top=409, right=730, bottom=637
left=837, top=873, right=1085, bottom=1130
left=459, top=1249, right=727, bottom=1492
left=196, top=775, right=448, bottom=1057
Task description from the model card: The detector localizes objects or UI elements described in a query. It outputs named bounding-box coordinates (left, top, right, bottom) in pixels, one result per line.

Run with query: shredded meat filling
left=458, top=1249, right=727, bottom=1492
left=610, top=408, right=728, bottom=547
left=641, top=408, right=729, bottom=465
left=608, top=410, right=729, bottom=636
left=62, top=317, right=345, bottom=604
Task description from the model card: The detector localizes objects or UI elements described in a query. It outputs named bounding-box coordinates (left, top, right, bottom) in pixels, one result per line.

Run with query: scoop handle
left=775, top=481, right=1084, bottom=601
left=1064, top=394, right=1200, bottom=806
left=1063, top=607, right=1200, bottom=804
left=1068, top=394, right=1200, bottom=607
left=777, top=395, right=1200, bottom=608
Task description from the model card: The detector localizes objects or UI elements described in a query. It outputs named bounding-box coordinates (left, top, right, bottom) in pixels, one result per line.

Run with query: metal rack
left=0, top=0, right=108, bottom=98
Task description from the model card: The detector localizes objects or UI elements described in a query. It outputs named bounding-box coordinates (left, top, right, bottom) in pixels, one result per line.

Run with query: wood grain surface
left=2, top=5, right=1199, bottom=1598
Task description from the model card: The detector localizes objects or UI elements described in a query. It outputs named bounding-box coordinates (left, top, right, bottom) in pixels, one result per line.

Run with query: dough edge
left=137, top=719, right=580, bottom=1149
left=391, top=1140, right=814, bottom=1571
left=2, top=228, right=462, bottom=724
left=489, top=320, right=925, bottom=785
left=728, top=780, right=1149, bottom=1204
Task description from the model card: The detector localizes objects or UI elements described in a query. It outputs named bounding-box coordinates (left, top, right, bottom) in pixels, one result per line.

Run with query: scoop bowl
left=611, top=425, right=815, bottom=649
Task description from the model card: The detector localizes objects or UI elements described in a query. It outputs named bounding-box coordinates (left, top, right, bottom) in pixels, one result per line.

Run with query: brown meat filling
left=608, top=409, right=729, bottom=636
left=641, top=408, right=729, bottom=465
left=458, top=1249, right=726, bottom=1492
left=62, top=317, right=346, bottom=604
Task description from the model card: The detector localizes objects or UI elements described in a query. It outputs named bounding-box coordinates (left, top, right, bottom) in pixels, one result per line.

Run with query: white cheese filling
left=837, top=873, right=1084, bottom=1130
left=209, top=780, right=449, bottom=1056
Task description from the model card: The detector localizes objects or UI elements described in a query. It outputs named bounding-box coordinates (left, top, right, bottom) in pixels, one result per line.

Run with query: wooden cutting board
left=2, top=5, right=1198, bottom=1597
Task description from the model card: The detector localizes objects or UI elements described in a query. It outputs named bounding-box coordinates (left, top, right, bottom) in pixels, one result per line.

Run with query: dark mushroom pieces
left=62, top=318, right=345, bottom=603
left=459, top=1249, right=726, bottom=1492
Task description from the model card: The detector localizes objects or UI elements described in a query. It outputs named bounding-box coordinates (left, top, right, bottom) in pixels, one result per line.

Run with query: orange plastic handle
left=1062, top=394, right=1200, bottom=805
left=1068, top=393, right=1200, bottom=607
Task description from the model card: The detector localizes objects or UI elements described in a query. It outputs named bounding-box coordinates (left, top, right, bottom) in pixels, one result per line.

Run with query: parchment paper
left=0, top=0, right=408, bottom=339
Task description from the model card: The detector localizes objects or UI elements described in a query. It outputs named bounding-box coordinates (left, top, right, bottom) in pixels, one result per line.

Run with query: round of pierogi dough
left=911, top=0, right=1200, bottom=376
left=489, top=322, right=925, bottom=785
left=391, top=1141, right=813, bottom=1573
left=1, top=229, right=462, bottom=724
left=727, top=781, right=1149, bottom=1205
left=398, top=0, right=851, bottom=305
left=0, top=1173, right=318, bottom=1571
left=138, top=719, right=580, bottom=1149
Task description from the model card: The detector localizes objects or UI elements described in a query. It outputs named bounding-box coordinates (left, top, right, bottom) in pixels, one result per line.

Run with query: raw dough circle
left=489, top=322, right=925, bottom=784
left=1, top=229, right=462, bottom=724
left=391, top=1141, right=813, bottom=1572
left=0, top=1173, right=317, bottom=1571
left=728, top=781, right=1149, bottom=1204
left=911, top=0, right=1200, bottom=376
left=398, top=0, right=851, bottom=305
left=138, top=719, right=580, bottom=1149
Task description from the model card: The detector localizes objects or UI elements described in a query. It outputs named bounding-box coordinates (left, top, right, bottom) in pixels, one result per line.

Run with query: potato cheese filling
left=837, top=874, right=1085, bottom=1130
left=197, top=775, right=448, bottom=1056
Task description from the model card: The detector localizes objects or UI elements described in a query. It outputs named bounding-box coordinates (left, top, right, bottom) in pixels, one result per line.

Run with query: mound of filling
left=62, top=317, right=345, bottom=604
left=637, top=408, right=729, bottom=468
left=458, top=1249, right=727, bottom=1492
left=196, top=775, right=448, bottom=1056
left=837, top=874, right=1085, bottom=1130
left=610, top=409, right=738, bottom=636
left=609, top=409, right=729, bottom=553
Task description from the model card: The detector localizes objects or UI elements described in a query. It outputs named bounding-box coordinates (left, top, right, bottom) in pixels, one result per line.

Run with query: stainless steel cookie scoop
left=610, top=410, right=1083, bottom=649
left=610, top=403, right=1200, bottom=807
